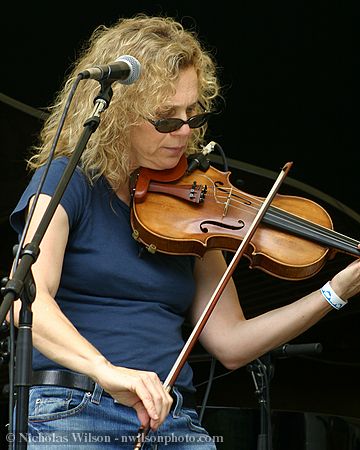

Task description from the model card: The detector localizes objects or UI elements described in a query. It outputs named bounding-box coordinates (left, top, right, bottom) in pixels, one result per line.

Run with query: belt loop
left=91, top=383, right=103, bottom=404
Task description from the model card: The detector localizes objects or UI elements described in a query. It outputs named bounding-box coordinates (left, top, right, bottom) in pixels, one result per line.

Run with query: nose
left=170, top=123, right=191, bottom=136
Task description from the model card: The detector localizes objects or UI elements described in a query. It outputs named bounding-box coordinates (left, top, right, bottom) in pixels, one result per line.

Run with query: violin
left=130, top=154, right=360, bottom=281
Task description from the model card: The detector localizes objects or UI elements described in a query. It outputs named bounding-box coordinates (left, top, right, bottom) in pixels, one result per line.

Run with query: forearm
left=12, top=292, right=173, bottom=430
left=202, top=288, right=333, bottom=370
left=228, top=259, right=360, bottom=367
left=13, top=292, right=109, bottom=381
left=194, top=250, right=360, bottom=371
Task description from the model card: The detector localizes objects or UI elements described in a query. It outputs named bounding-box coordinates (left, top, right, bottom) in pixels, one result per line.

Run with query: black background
left=1, top=2, right=359, bottom=448
left=1, top=2, right=357, bottom=210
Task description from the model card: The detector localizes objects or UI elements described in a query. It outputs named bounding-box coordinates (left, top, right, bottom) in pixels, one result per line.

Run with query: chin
left=139, top=151, right=184, bottom=172
left=163, top=158, right=183, bottom=170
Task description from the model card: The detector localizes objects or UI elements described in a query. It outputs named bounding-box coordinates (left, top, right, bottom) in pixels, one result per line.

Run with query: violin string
left=268, top=206, right=360, bottom=246
left=250, top=198, right=358, bottom=248
left=205, top=185, right=359, bottom=252
left=217, top=185, right=358, bottom=246
left=198, top=176, right=359, bottom=247
left=266, top=207, right=359, bottom=251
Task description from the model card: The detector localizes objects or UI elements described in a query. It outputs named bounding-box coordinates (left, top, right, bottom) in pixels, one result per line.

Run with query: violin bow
left=134, top=161, right=293, bottom=449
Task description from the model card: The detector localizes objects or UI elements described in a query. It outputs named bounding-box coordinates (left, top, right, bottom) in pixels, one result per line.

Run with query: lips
left=165, top=146, right=182, bottom=151
left=164, top=144, right=186, bottom=152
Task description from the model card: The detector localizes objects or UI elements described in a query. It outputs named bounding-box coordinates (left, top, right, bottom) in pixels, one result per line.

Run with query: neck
left=107, top=176, right=132, bottom=206
left=116, top=185, right=131, bottom=206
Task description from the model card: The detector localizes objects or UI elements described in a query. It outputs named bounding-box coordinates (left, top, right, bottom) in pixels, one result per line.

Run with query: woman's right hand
left=92, top=361, right=173, bottom=431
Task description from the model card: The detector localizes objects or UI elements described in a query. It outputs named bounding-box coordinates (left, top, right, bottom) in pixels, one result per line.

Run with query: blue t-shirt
left=10, top=157, right=196, bottom=392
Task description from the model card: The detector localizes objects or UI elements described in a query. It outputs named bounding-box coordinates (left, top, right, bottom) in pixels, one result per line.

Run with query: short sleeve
left=10, top=157, right=90, bottom=237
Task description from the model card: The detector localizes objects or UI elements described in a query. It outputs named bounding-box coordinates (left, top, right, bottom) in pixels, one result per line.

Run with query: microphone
left=186, top=141, right=216, bottom=174
left=79, top=55, right=141, bottom=85
left=270, top=342, right=323, bottom=358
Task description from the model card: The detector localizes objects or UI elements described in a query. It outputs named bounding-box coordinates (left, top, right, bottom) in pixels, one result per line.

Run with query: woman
left=9, top=14, right=360, bottom=449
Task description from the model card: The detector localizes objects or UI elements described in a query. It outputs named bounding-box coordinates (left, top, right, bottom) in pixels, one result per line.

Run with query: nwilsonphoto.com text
left=7, top=431, right=224, bottom=445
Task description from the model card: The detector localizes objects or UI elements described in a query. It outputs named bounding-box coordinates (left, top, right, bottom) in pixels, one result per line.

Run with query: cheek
left=130, top=124, right=164, bottom=162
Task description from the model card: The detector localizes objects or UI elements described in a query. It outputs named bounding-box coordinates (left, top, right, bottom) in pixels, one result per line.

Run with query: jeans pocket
left=29, top=386, right=91, bottom=422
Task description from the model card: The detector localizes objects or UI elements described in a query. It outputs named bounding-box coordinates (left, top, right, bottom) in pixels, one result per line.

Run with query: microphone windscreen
left=117, top=55, right=141, bottom=85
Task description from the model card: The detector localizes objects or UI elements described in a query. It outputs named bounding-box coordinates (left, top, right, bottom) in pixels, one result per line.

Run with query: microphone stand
left=247, top=343, right=323, bottom=450
left=0, top=81, right=113, bottom=449
left=247, top=354, right=273, bottom=450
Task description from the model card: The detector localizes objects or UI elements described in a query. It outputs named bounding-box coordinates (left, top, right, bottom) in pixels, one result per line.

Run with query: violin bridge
left=222, top=186, right=233, bottom=217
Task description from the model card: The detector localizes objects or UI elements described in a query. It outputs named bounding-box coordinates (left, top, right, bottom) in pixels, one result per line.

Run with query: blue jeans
left=14, top=384, right=218, bottom=449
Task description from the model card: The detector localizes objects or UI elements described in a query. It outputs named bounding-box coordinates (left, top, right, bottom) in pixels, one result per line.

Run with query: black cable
left=6, top=74, right=82, bottom=447
left=13, top=74, right=82, bottom=268
left=195, top=367, right=235, bottom=389
left=198, top=356, right=217, bottom=423
left=213, top=142, right=228, bottom=172
left=6, top=309, right=15, bottom=450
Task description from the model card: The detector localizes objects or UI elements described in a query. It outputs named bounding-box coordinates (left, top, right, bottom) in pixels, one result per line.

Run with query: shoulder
left=10, top=157, right=93, bottom=233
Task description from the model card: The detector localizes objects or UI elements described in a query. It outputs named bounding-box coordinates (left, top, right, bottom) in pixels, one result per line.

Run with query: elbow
left=221, top=359, right=241, bottom=371
left=205, top=337, right=255, bottom=371
left=216, top=353, right=249, bottom=371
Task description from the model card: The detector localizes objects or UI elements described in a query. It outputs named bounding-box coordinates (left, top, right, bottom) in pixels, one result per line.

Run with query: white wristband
left=320, top=281, right=348, bottom=310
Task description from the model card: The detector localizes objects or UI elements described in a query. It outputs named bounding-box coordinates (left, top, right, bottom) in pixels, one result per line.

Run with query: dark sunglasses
left=148, top=104, right=215, bottom=133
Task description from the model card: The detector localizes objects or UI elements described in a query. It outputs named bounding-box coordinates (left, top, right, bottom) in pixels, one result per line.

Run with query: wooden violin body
left=130, top=157, right=360, bottom=281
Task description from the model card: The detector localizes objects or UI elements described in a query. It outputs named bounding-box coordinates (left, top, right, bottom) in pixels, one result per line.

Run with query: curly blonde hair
left=28, top=14, right=220, bottom=189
